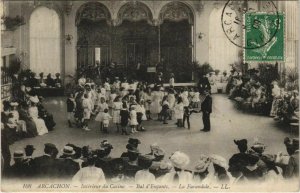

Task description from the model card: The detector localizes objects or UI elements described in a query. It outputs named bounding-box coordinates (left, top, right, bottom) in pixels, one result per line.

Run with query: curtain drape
left=30, top=7, right=61, bottom=76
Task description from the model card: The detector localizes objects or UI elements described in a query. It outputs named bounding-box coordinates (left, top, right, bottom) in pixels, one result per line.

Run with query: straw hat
left=169, top=151, right=190, bottom=169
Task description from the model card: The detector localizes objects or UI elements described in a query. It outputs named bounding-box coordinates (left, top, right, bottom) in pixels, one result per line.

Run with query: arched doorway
left=114, top=2, right=156, bottom=80
left=30, top=6, right=61, bottom=75
left=159, top=2, right=194, bottom=82
left=76, top=2, right=112, bottom=72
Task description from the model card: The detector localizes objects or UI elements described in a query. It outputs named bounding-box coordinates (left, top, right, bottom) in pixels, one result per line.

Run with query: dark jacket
left=120, top=109, right=130, bottom=127
left=32, top=155, right=59, bottom=178
left=201, top=95, right=212, bottom=113
left=95, top=157, right=113, bottom=178
left=7, top=161, right=30, bottom=178
left=67, top=98, right=76, bottom=112
left=57, top=158, right=80, bottom=179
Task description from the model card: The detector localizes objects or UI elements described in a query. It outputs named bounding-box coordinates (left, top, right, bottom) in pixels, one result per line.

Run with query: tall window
left=30, top=7, right=60, bottom=75
left=209, top=8, right=239, bottom=73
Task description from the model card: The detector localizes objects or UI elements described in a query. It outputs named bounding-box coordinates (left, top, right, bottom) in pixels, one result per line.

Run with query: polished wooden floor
left=10, top=94, right=298, bottom=169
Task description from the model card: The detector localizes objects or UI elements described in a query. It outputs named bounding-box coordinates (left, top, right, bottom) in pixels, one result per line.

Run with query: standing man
left=198, top=74, right=211, bottom=94
left=200, top=89, right=212, bottom=132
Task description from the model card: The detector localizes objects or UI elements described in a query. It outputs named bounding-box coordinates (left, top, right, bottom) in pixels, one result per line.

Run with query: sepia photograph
left=0, top=0, right=299, bottom=192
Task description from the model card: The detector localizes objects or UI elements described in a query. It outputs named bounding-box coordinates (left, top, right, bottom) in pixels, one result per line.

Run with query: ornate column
left=284, top=1, right=299, bottom=70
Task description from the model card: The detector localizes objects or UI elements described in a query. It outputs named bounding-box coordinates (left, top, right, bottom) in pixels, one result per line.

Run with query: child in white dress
left=129, top=106, right=138, bottom=133
left=144, top=88, right=152, bottom=120
left=167, top=88, right=176, bottom=120
left=95, top=97, right=108, bottom=131
left=10, top=102, right=27, bottom=133
left=192, top=88, right=201, bottom=108
left=82, top=93, right=92, bottom=131
left=174, top=97, right=184, bottom=127
left=102, top=108, right=112, bottom=133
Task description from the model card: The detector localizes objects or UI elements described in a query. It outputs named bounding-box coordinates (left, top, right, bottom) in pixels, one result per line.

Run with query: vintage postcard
left=0, top=0, right=299, bottom=192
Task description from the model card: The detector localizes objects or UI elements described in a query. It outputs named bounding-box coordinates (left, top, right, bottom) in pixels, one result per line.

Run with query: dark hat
left=55, top=73, right=60, bottom=77
left=110, top=158, right=127, bottom=172
left=128, top=138, right=141, bottom=146
left=234, top=139, right=248, bottom=148
left=247, top=154, right=259, bottom=166
left=251, top=142, right=266, bottom=154
left=292, top=138, right=299, bottom=149
left=228, top=154, right=248, bottom=172
left=100, top=140, right=113, bottom=150
left=24, top=145, right=35, bottom=151
left=13, top=150, right=24, bottom=159
left=284, top=137, right=299, bottom=149
left=44, top=143, right=56, bottom=150
left=126, top=144, right=139, bottom=154
left=138, top=155, right=154, bottom=169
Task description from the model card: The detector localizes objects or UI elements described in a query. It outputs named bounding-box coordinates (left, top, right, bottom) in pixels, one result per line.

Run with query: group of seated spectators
left=12, top=70, right=62, bottom=89
left=225, top=68, right=299, bottom=125
left=2, top=137, right=298, bottom=185
left=1, top=70, right=57, bottom=171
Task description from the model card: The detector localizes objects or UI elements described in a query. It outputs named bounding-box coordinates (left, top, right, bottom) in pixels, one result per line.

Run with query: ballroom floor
left=9, top=94, right=298, bottom=169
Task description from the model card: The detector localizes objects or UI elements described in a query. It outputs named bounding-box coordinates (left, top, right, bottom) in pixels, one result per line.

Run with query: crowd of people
left=225, top=68, right=299, bottom=125
left=67, top=72, right=209, bottom=133
left=2, top=137, right=298, bottom=185
left=1, top=70, right=57, bottom=172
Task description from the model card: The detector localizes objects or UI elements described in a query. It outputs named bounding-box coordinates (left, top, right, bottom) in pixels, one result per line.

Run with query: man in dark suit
left=198, top=74, right=211, bottom=94
left=6, top=151, right=28, bottom=178
left=200, top=89, right=212, bottom=132
left=32, top=143, right=58, bottom=178
left=58, top=146, right=80, bottom=179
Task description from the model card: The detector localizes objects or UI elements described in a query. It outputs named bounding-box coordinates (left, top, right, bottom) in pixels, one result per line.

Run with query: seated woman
left=38, top=72, right=47, bottom=87
left=45, top=73, right=55, bottom=87
left=37, top=97, right=56, bottom=131
left=18, top=102, right=38, bottom=138
left=54, top=73, right=62, bottom=88
left=252, top=84, right=263, bottom=108
left=208, top=72, right=217, bottom=94
left=10, top=102, right=27, bottom=135
left=270, top=81, right=281, bottom=117
left=28, top=72, right=39, bottom=88
left=6, top=116, right=20, bottom=142
left=28, top=96, right=48, bottom=136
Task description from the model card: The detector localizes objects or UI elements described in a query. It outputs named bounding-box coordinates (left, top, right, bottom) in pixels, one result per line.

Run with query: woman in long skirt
left=19, top=103, right=38, bottom=137
left=28, top=97, right=48, bottom=136
left=112, top=96, right=122, bottom=132
left=150, top=87, right=162, bottom=120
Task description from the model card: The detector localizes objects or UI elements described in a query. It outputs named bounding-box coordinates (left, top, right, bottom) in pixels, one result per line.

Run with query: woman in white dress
left=150, top=87, right=163, bottom=120
left=270, top=81, right=281, bottom=117
left=28, top=97, right=48, bottom=136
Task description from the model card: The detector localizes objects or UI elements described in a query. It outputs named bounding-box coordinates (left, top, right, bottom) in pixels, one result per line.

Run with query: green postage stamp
left=244, top=13, right=284, bottom=62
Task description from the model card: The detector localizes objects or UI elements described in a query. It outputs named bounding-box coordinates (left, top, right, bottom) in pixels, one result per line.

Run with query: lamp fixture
left=65, top=34, right=73, bottom=44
